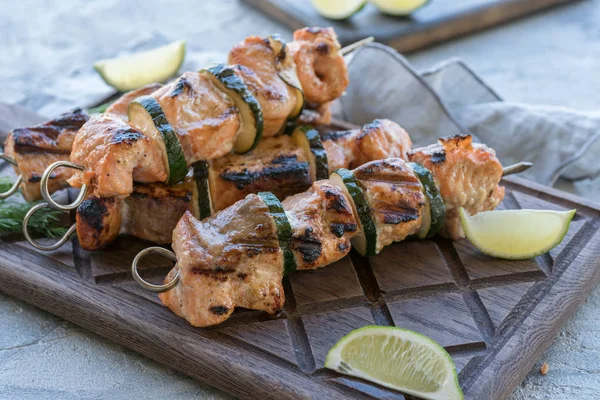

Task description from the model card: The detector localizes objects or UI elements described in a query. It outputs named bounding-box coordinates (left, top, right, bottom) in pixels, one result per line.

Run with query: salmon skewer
left=133, top=135, right=508, bottom=328
left=25, top=119, right=412, bottom=251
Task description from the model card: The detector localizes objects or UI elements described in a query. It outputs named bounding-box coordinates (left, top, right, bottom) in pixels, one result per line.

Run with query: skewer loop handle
left=23, top=202, right=76, bottom=251
left=0, top=152, right=22, bottom=200
left=41, top=161, right=88, bottom=211
left=132, top=247, right=180, bottom=293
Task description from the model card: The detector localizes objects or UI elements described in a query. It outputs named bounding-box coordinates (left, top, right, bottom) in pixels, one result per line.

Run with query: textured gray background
left=1, top=0, right=599, bottom=398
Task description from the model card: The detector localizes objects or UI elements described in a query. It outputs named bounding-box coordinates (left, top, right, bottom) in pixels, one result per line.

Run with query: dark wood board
left=1, top=107, right=599, bottom=399
left=242, top=0, right=581, bottom=53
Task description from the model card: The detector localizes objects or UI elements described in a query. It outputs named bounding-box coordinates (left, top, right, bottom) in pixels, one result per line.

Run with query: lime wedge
left=460, top=208, right=576, bottom=260
left=325, top=326, right=463, bottom=400
left=94, top=40, right=186, bottom=92
left=370, top=0, right=429, bottom=16
left=311, top=0, right=367, bottom=20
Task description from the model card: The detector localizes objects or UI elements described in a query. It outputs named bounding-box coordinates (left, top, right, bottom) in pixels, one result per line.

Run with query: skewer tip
left=340, top=36, right=375, bottom=56
left=502, top=162, right=533, bottom=177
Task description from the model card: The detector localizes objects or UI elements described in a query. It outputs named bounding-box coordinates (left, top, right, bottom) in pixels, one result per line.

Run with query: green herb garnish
left=0, top=178, right=68, bottom=238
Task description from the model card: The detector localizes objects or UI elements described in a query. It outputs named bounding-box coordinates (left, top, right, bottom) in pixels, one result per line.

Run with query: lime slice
left=311, top=0, right=367, bottom=20
left=94, top=40, right=186, bottom=92
left=370, top=0, right=429, bottom=16
left=460, top=208, right=576, bottom=260
left=325, top=326, right=463, bottom=400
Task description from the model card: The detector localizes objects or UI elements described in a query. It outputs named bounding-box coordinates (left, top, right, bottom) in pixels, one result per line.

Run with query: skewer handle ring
left=41, top=161, right=88, bottom=211
left=132, top=247, right=180, bottom=293
left=23, top=202, right=76, bottom=251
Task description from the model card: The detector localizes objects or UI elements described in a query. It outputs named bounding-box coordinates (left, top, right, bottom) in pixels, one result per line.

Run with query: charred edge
left=315, top=42, right=330, bottom=55
left=170, top=76, right=191, bottom=97
left=357, top=119, right=382, bottom=140
left=209, top=306, right=230, bottom=315
left=111, top=127, right=144, bottom=145
left=358, top=159, right=406, bottom=175
left=12, top=108, right=89, bottom=147
left=77, top=198, right=111, bottom=231
left=337, top=242, right=349, bottom=252
left=237, top=273, right=248, bottom=280
left=220, top=161, right=310, bottom=190
left=190, top=267, right=232, bottom=282
left=329, top=222, right=357, bottom=238
left=320, top=129, right=355, bottom=142
left=129, top=185, right=193, bottom=202
left=293, top=226, right=322, bottom=264
left=431, top=151, right=446, bottom=164
left=381, top=209, right=420, bottom=225
left=324, top=188, right=352, bottom=213
left=272, top=154, right=298, bottom=164
left=440, top=133, right=471, bottom=142
left=52, top=108, right=90, bottom=128
left=28, top=175, right=41, bottom=183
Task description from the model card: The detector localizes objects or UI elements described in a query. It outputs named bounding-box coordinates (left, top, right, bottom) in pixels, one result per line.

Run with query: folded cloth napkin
left=334, top=43, right=600, bottom=199
left=16, top=40, right=599, bottom=200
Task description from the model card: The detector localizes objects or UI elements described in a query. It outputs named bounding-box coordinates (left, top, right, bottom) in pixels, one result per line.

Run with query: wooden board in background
left=0, top=107, right=599, bottom=399
left=242, top=0, right=580, bottom=53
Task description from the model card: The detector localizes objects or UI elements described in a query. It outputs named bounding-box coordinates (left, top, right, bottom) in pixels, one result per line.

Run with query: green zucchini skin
left=292, top=125, right=329, bottom=181
left=408, top=162, right=445, bottom=238
left=193, top=161, right=212, bottom=220
left=331, top=168, right=377, bottom=256
left=258, top=191, right=296, bottom=275
left=128, top=95, right=188, bottom=185
left=201, top=64, right=264, bottom=154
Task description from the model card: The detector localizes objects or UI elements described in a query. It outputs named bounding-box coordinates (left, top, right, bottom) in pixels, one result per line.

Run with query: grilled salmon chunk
left=322, top=119, right=412, bottom=173
left=229, top=37, right=299, bottom=136
left=4, top=108, right=89, bottom=201
left=151, top=72, right=241, bottom=164
left=354, top=158, right=425, bottom=253
left=409, top=134, right=505, bottom=240
left=104, top=83, right=164, bottom=119
left=68, top=114, right=167, bottom=198
left=284, top=180, right=358, bottom=270
left=209, top=134, right=311, bottom=212
left=162, top=196, right=285, bottom=327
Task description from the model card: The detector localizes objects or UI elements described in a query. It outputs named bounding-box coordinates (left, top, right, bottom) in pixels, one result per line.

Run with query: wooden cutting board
left=242, top=0, right=580, bottom=53
left=0, top=106, right=599, bottom=399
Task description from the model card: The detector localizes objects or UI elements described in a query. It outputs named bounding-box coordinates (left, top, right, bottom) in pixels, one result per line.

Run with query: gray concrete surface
left=1, top=0, right=599, bottom=398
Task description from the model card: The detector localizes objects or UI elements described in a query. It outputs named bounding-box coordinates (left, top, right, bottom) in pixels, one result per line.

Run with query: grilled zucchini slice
left=408, top=162, right=445, bottom=238
left=128, top=96, right=188, bottom=185
left=329, top=168, right=377, bottom=256
left=193, top=161, right=213, bottom=220
left=201, top=64, right=263, bottom=154
left=258, top=191, right=296, bottom=275
left=292, top=125, right=329, bottom=182
left=267, top=35, right=305, bottom=122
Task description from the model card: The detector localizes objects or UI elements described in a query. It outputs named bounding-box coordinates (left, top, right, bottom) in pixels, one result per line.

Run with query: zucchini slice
left=193, top=161, right=213, bottom=220
left=128, top=95, right=188, bottom=185
left=408, top=162, right=445, bottom=238
left=258, top=191, right=296, bottom=275
left=267, top=35, right=305, bottom=122
left=329, top=168, right=377, bottom=256
left=292, top=125, right=329, bottom=182
left=200, top=64, right=263, bottom=154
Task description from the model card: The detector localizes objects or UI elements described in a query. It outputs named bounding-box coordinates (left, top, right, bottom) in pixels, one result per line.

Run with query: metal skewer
left=41, top=161, right=88, bottom=211
left=340, top=36, right=375, bottom=56
left=23, top=202, right=77, bottom=251
left=0, top=152, right=23, bottom=199
left=502, top=162, right=533, bottom=177
left=132, top=247, right=180, bottom=293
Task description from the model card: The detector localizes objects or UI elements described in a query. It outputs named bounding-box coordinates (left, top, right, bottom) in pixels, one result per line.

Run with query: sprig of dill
left=0, top=178, right=68, bottom=238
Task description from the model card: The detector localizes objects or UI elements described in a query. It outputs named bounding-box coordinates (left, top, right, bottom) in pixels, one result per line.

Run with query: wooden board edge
left=468, top=225, right=600, bottom=399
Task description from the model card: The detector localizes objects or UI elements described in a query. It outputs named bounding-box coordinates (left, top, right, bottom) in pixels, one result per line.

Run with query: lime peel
left=370, top=0, right=430, bottom=16
left=325, top=326, right=463, bottom=400
left=460, top=208, right=576, bottom=260
left=311, top=0, right=367, bottom=20
left=94, top=40, right=186, bottom=92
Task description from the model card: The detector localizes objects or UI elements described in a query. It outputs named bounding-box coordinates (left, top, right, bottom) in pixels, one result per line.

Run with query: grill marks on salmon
left=68, top=115, right=168, bottom=198
left=284, top=180, right=358, bottom=270
left=151, top=72, right=241, bottom=164
left=354, top=159, right=425, bottom=253
left=409, top=134, right=505, bottom=240
left=4, top=108, right=89, bottom=201
left=161, top=196, right=285, bottom=327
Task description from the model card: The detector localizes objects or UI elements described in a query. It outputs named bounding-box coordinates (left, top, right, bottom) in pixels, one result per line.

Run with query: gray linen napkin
left=335, top=43, right=600, bottom=199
